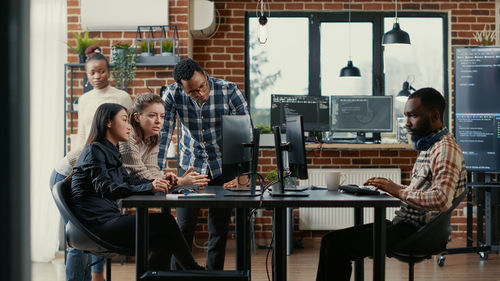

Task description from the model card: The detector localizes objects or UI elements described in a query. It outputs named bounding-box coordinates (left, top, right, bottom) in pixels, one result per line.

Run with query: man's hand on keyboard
left=364, top=177, right=402, bottom=198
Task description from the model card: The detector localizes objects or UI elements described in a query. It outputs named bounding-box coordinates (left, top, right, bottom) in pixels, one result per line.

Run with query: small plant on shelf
left=161, top=40, right=173, bottom=55
left=138, top=40, right=153, bottom=55
left=111, top=42, right=137, bottom=91
left=67, top=31, right=99, bottom=63
left=473, top=25, right=496, bottom=46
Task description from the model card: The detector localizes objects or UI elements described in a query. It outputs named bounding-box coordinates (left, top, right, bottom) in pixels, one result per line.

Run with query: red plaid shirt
left=393, top=128, right=467, bottom=227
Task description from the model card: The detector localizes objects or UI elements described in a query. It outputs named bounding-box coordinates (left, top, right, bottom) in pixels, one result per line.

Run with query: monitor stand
left=270, top=126, right=309, bottom=197
left=269, top=176, right=309, bottom=197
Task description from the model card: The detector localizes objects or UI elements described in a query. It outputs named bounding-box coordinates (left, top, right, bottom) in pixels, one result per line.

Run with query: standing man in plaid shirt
left=316, top=87, right=467, bottom=281
left=157, top=58, right=251, bottom=270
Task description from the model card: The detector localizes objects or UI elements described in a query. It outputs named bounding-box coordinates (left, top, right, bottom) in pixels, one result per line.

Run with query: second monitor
left=330, top=95, right=393, bottom=143
left=271, top=94, right=330, bottom=132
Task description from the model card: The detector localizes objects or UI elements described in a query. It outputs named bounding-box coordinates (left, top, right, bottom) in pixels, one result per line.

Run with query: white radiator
left=298, top=168, right=401, bottom=230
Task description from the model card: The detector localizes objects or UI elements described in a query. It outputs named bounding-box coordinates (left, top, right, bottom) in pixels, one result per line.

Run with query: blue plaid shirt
left=157, top=74, right=251, bottom=178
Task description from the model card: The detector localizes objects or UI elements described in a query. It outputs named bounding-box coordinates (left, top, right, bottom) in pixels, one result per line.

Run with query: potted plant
left=138, top=40, right=153, bottom=56
left=111, top=42, right=137, bottom=91
left=67, top=31, right=99, bottom=63
left=161, top=40, right=173, bottom=56
left=265, top=169, right=280, bottom=192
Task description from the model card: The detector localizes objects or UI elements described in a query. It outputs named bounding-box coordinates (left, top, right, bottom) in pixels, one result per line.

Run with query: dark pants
left=89, top=213, right=199, bottom=271
left=173, top=169, right=232, bottom=270
left=316, top=221, right=419, bottom=281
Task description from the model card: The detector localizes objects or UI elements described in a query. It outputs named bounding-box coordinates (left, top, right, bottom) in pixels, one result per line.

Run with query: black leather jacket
left=71, top=139, right=153, bottom=226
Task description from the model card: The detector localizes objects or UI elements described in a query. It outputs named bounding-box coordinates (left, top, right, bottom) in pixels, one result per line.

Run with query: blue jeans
left=50, top=170, right=104, bottom=281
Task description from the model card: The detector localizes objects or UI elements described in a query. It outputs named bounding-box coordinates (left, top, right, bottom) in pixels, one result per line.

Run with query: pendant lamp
left=340, top=0, right=361, bottom=77
left=396, top=81, right=416, bottom=102
left=383, top=0, right=411, bottom=45
left=257, top=0, right=269, bottom=44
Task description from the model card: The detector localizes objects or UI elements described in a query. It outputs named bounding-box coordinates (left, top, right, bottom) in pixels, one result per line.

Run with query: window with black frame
left=245, top=12, right=447, bottom=143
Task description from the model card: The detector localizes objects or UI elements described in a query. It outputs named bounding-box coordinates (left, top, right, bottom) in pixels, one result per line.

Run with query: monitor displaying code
left=270, top=94, right=330, bottom=132
left=455, top=47, right=500, bottom=172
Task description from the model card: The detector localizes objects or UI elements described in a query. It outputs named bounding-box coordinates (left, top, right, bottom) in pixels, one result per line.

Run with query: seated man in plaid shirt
left=157, top=58, right=251, bottom=270
left=316, top=87, right=467, bottom=281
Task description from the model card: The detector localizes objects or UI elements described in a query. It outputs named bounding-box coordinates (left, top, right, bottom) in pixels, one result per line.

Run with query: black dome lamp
left=340, top=60, right=361, bottom=77
left=340, top=0, right=361, bottom=77
left=396, top=81, right=416, bottom=102
left=383, top=0, right=411, bottom=45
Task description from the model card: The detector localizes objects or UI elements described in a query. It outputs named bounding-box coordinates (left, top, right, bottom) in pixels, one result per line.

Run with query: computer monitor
left=272, top=115, right=309, bottom=197
left=330, top=95, right=393, bottom=143
left=454, top=47, right=500, bottom=172
left=286, top=116, right=308, bottom=180
left=270, top=94, right=330, bottom=133
left=222, top=115, right=260, bottom=195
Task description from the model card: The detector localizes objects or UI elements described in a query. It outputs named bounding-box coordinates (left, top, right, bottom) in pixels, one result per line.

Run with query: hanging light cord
left=256, top=0, right=269, bottom=18
left=348, top=0, right=352, bottom=60
left=395, top=0, right=399, bottom=23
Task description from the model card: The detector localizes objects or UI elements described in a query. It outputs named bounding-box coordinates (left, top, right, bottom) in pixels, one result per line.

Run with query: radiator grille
left=298, top=168, right=401, bottom=230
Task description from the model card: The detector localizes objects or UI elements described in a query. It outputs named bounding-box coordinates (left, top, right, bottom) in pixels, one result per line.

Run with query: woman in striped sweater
left=120, top=92, right=209, bottom=188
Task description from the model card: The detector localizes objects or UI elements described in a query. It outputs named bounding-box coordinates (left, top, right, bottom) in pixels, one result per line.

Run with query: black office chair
left=388, top=190, right=467, bottom=281
left=51, top=180, right=134, bottom=281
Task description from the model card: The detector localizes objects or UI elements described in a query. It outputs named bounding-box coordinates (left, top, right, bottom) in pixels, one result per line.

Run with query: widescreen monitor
left=270, top=94, right=330, bottom=132
left=330, top=95, right=393, bottom=142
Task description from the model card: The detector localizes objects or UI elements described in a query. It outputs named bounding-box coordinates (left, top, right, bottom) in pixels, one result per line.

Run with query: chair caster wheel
left=479, top=251, right=488, bottom=260
left=437, top=255, right=445, bottom=267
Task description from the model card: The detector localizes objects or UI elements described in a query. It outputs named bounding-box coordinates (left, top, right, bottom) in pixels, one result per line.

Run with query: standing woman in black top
left=70, top=103, right=203, bottom=271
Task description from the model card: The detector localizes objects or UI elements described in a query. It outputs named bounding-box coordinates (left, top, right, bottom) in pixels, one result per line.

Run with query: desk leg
left=354, top=207, right=364, bottom=281
left=373, top=207, right=386, bottom=281
left=235, top=208, right=250, bottom=274
left=135, top=207, right=148, bottom=281
left=273, top=207, right=287, bottom=281
left=485, top=189, right=492, bottom=246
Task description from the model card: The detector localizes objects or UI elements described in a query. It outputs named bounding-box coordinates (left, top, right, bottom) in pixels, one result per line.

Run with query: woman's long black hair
left=84, top=103, right=128, bottom=147
left=65, top=103, right=126, bottom=181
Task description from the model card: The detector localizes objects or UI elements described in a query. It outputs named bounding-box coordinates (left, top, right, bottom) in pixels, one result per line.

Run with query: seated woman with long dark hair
left=70, top=103, right=203, bottom=271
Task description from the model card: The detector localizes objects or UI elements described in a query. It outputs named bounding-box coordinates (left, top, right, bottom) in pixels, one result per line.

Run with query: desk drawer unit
left=298, top=168, right=401, bottom=230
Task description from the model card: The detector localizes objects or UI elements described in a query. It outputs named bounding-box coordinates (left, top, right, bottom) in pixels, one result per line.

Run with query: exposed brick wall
left=67, top=0, right=496, bottom=240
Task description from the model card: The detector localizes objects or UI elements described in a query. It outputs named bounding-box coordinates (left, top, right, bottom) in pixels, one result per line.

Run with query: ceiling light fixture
left=340, top=0, right=361, bottom=77
left=257, top=0, right=269, bottom=44
left=382, top=0, right=411, bottom=45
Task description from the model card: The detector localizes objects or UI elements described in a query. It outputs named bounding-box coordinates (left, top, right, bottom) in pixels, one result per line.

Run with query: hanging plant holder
left=135, top=25, right=180, bottom=65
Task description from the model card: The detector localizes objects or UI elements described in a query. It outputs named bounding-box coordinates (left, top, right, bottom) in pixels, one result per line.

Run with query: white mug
left=326, top=171, right=346, bottom=191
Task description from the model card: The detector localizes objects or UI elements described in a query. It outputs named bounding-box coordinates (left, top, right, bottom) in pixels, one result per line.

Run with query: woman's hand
left=177, top=167, right=210, bottom=187
left=364, top=177, right=401, bottom=197
left=164, top=172, right=178, bottom=188
left=152, top=178, right=172, bottom=193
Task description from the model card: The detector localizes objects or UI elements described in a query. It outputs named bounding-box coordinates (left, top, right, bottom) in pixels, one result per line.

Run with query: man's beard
left=409, top=115, right=432, bottom=143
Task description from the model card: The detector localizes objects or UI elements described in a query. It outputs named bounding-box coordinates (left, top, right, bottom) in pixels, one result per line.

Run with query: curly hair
left=173, top=58, right=204, bottom=84
left=85, top=46, right=110, bottom=70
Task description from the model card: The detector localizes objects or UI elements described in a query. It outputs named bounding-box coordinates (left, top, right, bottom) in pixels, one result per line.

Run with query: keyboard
left=339, top=185, right=380, bottom=195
